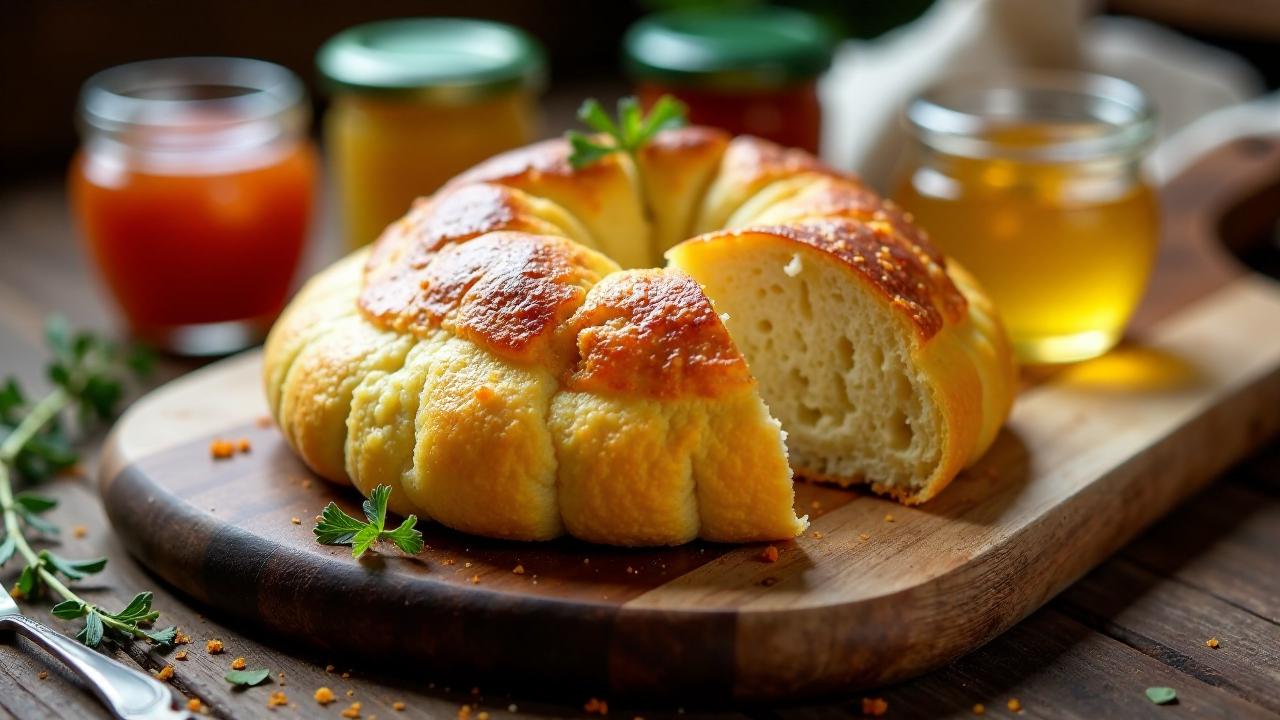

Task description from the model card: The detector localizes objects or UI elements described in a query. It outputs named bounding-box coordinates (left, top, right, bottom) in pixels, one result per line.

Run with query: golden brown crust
left=361, top=232, right=610, bottom=364
left=703, top=217, right=968, bottom=341
left=721, top=134, right=835, bottom=185
left=639, top=126, right=730, bottom=160
left=561, top=269, right=753, bottom=399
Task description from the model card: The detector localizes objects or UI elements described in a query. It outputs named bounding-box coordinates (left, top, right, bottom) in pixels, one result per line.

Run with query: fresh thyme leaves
left=225, top=667, right=272, bottom=687
left=314, top=484, right=424, bottom=559
left=0, top=317, right=171, bottom=648
left=565, top=95, right=688, bottom=169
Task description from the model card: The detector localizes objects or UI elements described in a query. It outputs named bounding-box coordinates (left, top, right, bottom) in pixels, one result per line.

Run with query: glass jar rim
left=78, top=56, right=306, bottom=135
left=905, top=71, right=1156, bottom=163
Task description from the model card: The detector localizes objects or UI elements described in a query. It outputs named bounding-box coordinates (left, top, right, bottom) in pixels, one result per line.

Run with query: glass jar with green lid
left=624, top=6, right=834, bottom=153
left=318, top=18, right=545, bottom=249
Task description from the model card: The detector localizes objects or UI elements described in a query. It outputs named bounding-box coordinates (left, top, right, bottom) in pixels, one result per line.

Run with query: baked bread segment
left=668, top=213, right=1015, bottom=504
left=635, top=127, right=730, bottom=258
left=550, top=269, right=802, bottom=545
left=445, top=139, right=652, bottom=269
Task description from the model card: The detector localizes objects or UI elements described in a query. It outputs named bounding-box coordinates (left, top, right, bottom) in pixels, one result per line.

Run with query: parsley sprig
left=314, top=484, right=424, bottom=559
left=565, top=95, right=688, bottom=169
left=0, top=317, right=173, bottom=648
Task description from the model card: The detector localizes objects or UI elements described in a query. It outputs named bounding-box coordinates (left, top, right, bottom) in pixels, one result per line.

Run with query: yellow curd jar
left=318, top=18, right=545, bottom=249
left=894, top=72, right=1158, bottom=364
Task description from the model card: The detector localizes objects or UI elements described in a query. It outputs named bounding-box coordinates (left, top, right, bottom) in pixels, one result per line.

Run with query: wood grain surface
left=92, top=136, right=1280, bottom=702
left=1, top=133, right=1278, bottom=719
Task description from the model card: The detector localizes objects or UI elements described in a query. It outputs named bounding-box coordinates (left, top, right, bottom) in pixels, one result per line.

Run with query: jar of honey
left=894, top=72, right=1158, bottom=364
left=624, top=7, right=834, bottom=154
left=71, top=57, right=317, bottom=355
left=318, top=18, right=545, bottom=249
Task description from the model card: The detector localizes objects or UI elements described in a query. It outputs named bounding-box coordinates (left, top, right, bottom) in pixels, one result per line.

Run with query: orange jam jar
left=894, top=73, right=1158, bottom=364
left=624, top=7, right=834, bottom=154
left=71, top=57, right=316, bottom=355
left=318, top=19, right=545, bottom=249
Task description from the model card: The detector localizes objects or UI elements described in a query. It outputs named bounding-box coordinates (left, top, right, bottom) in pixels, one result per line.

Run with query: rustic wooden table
left=2, top=157, right=1278, bottom=719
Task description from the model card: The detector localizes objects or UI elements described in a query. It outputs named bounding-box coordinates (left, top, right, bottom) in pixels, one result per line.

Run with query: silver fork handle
left=0, top=614, right=188, bottom=720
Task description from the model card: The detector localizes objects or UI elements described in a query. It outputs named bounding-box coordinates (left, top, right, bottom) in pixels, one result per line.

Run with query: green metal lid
left=624, top=7, right=835, bottom=89
left=317, top=18, right=545, bottom=102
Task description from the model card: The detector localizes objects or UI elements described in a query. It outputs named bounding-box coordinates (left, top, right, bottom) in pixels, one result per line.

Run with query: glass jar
left=894, top=72, right=1159, bottom=364
left=71, top=57, right=317, bottom=356
left=624, top=7, right=834, bottom=154
left=318, top=18, right=544, bottom=250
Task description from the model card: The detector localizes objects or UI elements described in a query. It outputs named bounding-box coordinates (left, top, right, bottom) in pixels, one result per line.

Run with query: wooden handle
left=1134, top=136, right=1280, bottom=329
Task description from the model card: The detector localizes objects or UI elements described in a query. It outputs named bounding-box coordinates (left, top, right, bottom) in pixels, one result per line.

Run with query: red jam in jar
left=71, top=57, right=316, bottom=355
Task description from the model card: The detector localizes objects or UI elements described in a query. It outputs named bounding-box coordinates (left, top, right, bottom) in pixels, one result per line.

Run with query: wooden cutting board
left=98, top=138, right=1280, bottom=702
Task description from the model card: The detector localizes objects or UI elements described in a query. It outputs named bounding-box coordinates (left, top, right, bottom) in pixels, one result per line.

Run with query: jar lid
left=624, top=7, right=835, bottom=89
left=317, top=18, right=545, bottom=102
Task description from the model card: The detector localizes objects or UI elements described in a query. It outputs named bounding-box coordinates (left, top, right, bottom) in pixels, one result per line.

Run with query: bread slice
left=668, top=217, right=1015, bottom=504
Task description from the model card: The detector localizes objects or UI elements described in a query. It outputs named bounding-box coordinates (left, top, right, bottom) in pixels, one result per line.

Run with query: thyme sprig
left=0, top=317, right=172, bottom=647
left=565, top=95, right=688, bottom=169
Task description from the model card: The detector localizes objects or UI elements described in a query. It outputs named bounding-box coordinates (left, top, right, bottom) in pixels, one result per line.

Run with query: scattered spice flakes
left=187, top=698, right=204, bottom=713
left=972, top=703, right=985, bottom=715
left=206, top=639, right=224, bottom=654
left=512, top=564, right=525, bottom=575
left=1007, top=697, right=1023, bottom=712
left=884, top=513, right=895, bottom=523
left=346, top=689, right=356, bottom=697
left=860, top=697, right=888, bottom=716
left=442, top=559, right=456, bottom=566
left=37, top=671, right=48, bottom=680
left=155, top=665, right=174, bottom=682
left=231, top=657, right=247, bottom=671
left=584, top=697, right=609, bottom=715
left=811, top=531, right=824, bottom=539
left=760, top=545, right=780, bottom=563
left=209, top=439, right=236, bottom=459
left=291, top=517, right=301, bottom=525
left=1206, top=637, right=1220, bottom=649
left=72, top=525, right=87, bottom=539
left=268, top=691, right=289, bottom=708
left=393, top=701, right=407, bottom=712
left=341, top=702, right=362, bottom=719
left=175, top=650, right=189, bottom=661
left=315, top=687, right=336, bottom=705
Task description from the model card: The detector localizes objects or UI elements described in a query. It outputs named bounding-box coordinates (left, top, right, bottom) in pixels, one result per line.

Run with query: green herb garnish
left=0, top=317, right=171, bottom=648
left=225, top=667, right=272, bottom=687
left=1145, top=687, right=1177, bottom=705
left=565, top=95, right=688, bottom=169
left=314, top=484, right=424, bottom=559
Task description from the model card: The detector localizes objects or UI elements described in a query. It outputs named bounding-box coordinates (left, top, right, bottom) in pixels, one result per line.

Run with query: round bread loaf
left=264, top=128, right=1016, bottom=545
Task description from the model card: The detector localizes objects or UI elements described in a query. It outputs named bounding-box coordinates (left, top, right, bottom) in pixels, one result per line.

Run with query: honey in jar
left=895, top=73, right=1158, bottom=364
left=318, top=19, right=545, bottom=249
